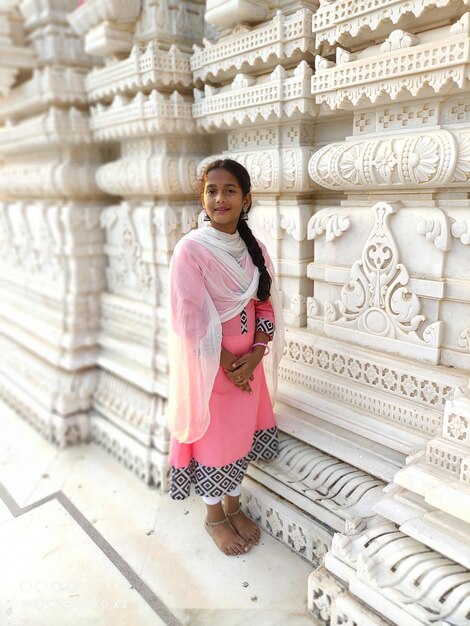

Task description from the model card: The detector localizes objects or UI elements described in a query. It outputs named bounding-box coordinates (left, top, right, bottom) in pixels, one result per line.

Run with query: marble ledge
left=0, top=317, right=99, bottom=370
left=312, top=20, right=470, bottom=110
left=312, top=0, right=470, bottom=51
left=97, top=350, right=167, bottom=398
left=325, top=521, right=470, bottom=626
left=191, top=9, right=315, bottom=84
left=90, top=91, right=196, bottom=142
left=0, top=335, right=97, bottom=414
left=68, top=0, right=141, bottom=37
left=85, top=44, right=193, bottom=103
left=248, top=431, right=385, bottom=534
left=0, top=109, right=93, bottom=155
left=192, top=62, right=318, bottom=131
left=375, top=486, right=470, bottom=568
left=0, top=67, right=87, bottom=122
left=283, top=327, right=466, bottom=412
left=274, top=399, right=405, bottom=483
left=395, top=458, right=470, bottom=523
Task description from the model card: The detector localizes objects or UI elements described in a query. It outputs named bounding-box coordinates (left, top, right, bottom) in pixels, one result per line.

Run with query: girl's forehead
left=205, top=168, right=240, bottom=187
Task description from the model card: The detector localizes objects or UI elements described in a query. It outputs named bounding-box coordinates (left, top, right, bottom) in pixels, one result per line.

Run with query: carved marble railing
left=312, top=18, right=470, bottom=110
left=90, top=91, right=195, bottom=140
left=86, top=42, right=193, bottom=102
left=193, top=61, right=317, bottom=130
left=312, top=0, right=470, bottom=50
left=192, top=9, right=315, bottom=83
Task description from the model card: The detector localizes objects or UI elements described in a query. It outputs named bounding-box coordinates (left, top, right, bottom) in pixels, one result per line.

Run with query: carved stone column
left=0, top=0, right=105, bottom=446
left=69, top=0, right=208, bottom=488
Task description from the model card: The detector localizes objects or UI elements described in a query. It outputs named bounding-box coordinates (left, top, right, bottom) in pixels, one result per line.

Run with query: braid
left=237, top=219, right=272, bottom=301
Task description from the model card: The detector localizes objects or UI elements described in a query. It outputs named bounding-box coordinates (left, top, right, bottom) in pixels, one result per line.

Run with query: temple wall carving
left=1, top=0, right=470, bottom=623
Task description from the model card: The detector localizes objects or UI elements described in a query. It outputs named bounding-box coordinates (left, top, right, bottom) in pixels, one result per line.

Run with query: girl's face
left=203, top=168, right=251, bottom=234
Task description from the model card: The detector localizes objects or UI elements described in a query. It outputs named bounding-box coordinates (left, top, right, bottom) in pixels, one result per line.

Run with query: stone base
left=308, top=566, right=394, bottom=626
left=241, top=474, right=331, bottom=567
left=0, top=372, right=91, bottom=447
left=89, top=412, right=169, bottom=490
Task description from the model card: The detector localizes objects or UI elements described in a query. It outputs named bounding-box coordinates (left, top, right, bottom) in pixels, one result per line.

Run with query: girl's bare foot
left=226, top=508, right=261, bottom=545
left=204, top=518, right=252, bottom=556
left=224, top=495, right=261, bottom=545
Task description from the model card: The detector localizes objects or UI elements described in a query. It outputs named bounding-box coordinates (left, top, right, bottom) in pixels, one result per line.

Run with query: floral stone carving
left=324, top=202, right=442, bottom=363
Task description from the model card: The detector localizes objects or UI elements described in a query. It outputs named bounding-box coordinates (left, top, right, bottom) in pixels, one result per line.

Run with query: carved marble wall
left=1, top=1, right=470, bottom=624
left=0, top=0, right=105, bottom=446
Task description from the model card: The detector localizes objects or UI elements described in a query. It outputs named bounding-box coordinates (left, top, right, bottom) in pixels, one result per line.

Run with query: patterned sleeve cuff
left=256, top=317, right=275, bottom=340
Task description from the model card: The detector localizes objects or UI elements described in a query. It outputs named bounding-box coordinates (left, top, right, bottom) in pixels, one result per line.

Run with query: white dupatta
left=167, top=226, right=284, bottom=443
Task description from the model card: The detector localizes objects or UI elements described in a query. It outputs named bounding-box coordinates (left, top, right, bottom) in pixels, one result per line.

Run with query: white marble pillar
left=0, top=0, right=106, bottom=446
left=69, top=0, right=208, bottom=488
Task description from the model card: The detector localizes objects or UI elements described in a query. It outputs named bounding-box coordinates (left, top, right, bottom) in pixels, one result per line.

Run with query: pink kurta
left=169, top=240, right=278, bottom=500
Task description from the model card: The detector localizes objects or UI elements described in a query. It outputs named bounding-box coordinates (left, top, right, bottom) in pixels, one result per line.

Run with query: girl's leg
left=224, top=485, right=261, bottom=545
left=202, top=494, right=251, bottom=556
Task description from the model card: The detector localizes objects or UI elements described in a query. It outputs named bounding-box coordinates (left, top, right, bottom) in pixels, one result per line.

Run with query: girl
left=167, top=159, right=284, bottom=556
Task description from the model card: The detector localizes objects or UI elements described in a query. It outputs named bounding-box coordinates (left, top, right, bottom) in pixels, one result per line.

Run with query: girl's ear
left=244, top=192, right=252, bottom=209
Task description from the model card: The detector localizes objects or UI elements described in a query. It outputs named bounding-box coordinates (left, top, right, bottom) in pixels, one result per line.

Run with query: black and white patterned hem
left=169, top=426, right=278, bottom=501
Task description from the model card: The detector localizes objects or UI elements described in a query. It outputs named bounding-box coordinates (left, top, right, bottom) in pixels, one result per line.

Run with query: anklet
left=205, top=517, right=229, bottom=528
left=226, top=506, right=242, bottom=518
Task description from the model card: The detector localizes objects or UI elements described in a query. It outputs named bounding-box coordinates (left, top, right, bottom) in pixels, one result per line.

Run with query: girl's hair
left=201, top=158, right=272, bottom=301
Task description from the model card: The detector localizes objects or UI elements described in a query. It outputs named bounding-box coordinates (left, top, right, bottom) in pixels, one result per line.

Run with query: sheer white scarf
left=167, top=226, right=284, bottom=443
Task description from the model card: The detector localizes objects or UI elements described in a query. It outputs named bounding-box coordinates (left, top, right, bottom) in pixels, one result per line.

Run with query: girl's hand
left=225, top=351, right=262, bottom=386
left=221, top=348, right=253, bottom=393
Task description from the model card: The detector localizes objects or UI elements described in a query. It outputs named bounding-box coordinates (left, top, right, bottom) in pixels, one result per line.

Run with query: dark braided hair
left=201, top=158, right=272, bottom=301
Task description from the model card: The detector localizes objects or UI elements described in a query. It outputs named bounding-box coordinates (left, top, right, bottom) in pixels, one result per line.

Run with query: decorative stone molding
left=0, top=67, right=87, bottom=120
left=86, top=43, right=192, bottom=102
left=242, top=475, right=331, bottom=566
left=193, top=61, right=317, bottom=130
left=90, top=413, right=169, bottom=489
left=90, top=91, right=195, bottom=141
left=96, top=154, right=199, bottom=196
left=325, top=521, right=470, bottom=625
left=452, top=215, right=470, bottom=244
left=416, top=208, right=452, bottom=251
left=309, top=129, right=470, bottom=190
left=68, top=0, right=141, bottom=36
left=312, top=21, right=470, bottom=110
left=192, top=9, right=315, bottom=84
left=134, top=0, right=205, bottom=50
left=307, top=208, right=351, bottom=242
left=313, top=0, right=470, bottom=50
left=0, top=4, right=36, bottom=95
left=250, top=432, right=384, bottom=533
left=204, top=0, right=269, bottom=29
left=0, top=107, right=93, bottom=154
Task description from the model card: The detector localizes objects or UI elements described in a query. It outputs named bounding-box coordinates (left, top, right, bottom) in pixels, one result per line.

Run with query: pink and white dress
left=167, top=227, right=283, bottom=500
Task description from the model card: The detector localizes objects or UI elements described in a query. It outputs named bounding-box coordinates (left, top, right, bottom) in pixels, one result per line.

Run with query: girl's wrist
left=252, top=342, right=270, bottom=357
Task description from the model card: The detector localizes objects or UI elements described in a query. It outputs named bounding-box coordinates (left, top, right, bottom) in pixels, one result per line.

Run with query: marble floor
left=0, top=402, right=316, bottom=626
